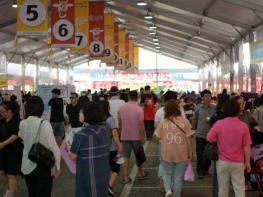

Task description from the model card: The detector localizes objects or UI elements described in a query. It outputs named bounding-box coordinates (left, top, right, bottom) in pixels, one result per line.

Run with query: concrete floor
left=0, top=140, right=260, bottom=197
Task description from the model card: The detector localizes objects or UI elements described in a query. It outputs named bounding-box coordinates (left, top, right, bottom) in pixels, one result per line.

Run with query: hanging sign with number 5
left=89, top=2, right=105, bottom=58
left=17, top=0, right=48, bottom=36
left=51, top=0, right=75, bottom=48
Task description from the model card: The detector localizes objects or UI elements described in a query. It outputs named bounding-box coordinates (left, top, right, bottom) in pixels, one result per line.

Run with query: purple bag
left=184, top=160, right=195, bottom=182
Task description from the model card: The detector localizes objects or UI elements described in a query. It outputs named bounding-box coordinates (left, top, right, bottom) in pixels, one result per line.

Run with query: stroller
left=251, top=143, right=263, bottom=196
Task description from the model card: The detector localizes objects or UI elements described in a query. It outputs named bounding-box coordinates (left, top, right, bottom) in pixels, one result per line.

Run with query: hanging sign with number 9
left=51, top=0, right=75, bottom=48
left=17, top=0, right=48, bottom=36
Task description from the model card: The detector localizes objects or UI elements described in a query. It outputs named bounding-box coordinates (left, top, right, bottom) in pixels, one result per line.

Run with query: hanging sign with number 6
left=51, top=0, right=75, bottom=48
left=17, top=0, right=48, bottom=36
left=89, top=2, right=105, bottom=58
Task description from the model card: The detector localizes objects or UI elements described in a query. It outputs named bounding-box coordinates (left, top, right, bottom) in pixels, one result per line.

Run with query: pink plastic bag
left=184, top=160, right=195, bottom=182
left=60, top=140, right=76, bottom=174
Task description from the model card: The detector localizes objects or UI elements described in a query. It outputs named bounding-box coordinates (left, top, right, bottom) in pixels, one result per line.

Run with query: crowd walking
left=0, top=86, right=262, bottom=197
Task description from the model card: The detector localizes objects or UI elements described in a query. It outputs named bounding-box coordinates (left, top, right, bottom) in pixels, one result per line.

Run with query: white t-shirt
left=109, top=96, right=125, bottom=127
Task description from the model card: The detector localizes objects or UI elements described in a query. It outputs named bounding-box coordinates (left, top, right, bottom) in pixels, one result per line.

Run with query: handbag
left=203, top=142, right=218, bottom=161
left=184, top=160, right=195, bottom=182
left=28, top=120, right=55, bottom=169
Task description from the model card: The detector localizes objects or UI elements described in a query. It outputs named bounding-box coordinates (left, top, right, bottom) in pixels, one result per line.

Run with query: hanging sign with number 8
left=51, top=0, right=75, bottom=48
left=17, top=0, right=48, bottom=36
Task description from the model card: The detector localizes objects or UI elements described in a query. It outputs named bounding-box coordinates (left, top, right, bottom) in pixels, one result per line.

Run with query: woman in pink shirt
left=155, top=100, right=194, bottom=197
left=207, top=99, right=252, bottom=197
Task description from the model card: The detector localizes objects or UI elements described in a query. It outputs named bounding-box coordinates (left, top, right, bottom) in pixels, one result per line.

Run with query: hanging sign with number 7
left=17, top=0, right=48, bottom=36
left=51, top=0, right=75, bottom=48
left=89, top=2, right=105, bottom=58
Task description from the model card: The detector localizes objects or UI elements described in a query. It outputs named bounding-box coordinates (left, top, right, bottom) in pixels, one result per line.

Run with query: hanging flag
left=17, top=0, right=48, bottom=36
left=51, top=0, right=75, bottom=48
left=115, top=30, right=128, bottom=70
left=104, top=13, right=115, bottom=64
left=125, top=33, right=129, bottom=66
left=129, top=39, right=134, bottom=66
left=71, top=0, right=89, bottom=53
left=89, top=2, right=105, bottom=58
left=134, top=46, right=139, bottom=73
left=107, top=22, right=119, bottom=66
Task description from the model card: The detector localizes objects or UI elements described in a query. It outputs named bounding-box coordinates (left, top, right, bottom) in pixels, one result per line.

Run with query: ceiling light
left=153, top=37, right=159, bottom=42
left=144, top=11, right=153, bottom=20
left=149, top=24, right=157, bottom=30
left=156, top=46, right=160, bottom=49
left=137, top=1, right=147, bottom=6
left=149, top=31, right=156, bottom=35
left=12, top=3, right=17, bottom=8
left=154, top=42, right=159, bottom=45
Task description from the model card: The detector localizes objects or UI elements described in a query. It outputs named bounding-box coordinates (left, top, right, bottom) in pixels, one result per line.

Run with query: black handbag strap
left=168, top=118, right=186, bottom=134
left=34, top=120, right=44, bottom=143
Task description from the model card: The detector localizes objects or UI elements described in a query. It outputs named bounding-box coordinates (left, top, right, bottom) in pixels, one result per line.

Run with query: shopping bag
left=184, top=160, right=195, bottom=182
left=60, top=140, right=76, bottom=174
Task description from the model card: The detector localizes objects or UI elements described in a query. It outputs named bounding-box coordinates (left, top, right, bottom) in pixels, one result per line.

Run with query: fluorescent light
left=12, top=3, right=17, bottom=8
left=149, top=24, right=157, bottom=30
left=137, top=1, right=147, bottom=6
left=156, top=46, right=160, bottom=49
left=154, top=42, right=159, bottom=45
left=153, top=38, right=159, bottom=42
left=149, top=31, right=156, bottom=35
left=144, top=14, right=153, bottom=20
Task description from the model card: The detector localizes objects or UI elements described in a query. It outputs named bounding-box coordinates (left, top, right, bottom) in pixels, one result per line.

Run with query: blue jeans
left=159, top=160, right=186, bottom=197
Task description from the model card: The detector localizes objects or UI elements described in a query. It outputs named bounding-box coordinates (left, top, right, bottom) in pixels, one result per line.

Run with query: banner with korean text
left=17, top=0, right=48, bottom=36
left=89, top=2, right=105, bottom=58
left=71, top=0, right=89, bottom=53
left=104, top=13, right=115, bottom=64
left=51, top=0, right=75, bottom=47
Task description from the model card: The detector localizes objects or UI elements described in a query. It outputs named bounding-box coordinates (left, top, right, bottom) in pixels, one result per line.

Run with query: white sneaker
left=166, top=190, right=173, bottom=197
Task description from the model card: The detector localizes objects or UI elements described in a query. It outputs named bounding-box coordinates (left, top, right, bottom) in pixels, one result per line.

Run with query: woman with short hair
left=154, top=99, right=194, bottom=197
left=207, top=99, right=252, bottom=197
left=19, top=96, right=61, bottom=197
left=69, top=102, right=111, bottom=197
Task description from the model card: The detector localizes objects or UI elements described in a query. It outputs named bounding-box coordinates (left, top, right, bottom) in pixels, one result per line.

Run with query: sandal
left=136, top=171, right=149, bottom=180
left=123, top=177, right=132, bottom=184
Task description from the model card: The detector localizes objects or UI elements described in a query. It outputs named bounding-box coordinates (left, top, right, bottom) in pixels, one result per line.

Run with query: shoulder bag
left=28, top=120, right=55, bottom=169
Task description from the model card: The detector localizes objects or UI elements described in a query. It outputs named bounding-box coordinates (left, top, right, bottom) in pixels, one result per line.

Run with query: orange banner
left=125, top=34, right=129, bottom=66
left=104, top=13, right=115, bottom=64
left=51, top=0, right=75, bottom=47
left=71, top=0, right=89, bottom=53
left=89, top=2, right=105, bottom=58
left=17, top=0, right=48, bottom=36
left=118, top=30, right=125, bottom=66
left=134, top=46, right=139, bottom=72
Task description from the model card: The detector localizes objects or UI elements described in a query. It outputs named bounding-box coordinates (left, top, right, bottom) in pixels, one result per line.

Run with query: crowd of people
left=0, top=86, right=262, bottom=197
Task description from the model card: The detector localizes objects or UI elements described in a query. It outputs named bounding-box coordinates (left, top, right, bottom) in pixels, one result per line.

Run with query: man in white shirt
left=109, top=86, right=125, bottom=126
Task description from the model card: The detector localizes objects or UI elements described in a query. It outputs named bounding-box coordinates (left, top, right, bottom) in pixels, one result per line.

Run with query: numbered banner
left=71, top=0, right=89, bottom=53
left=89, top=2, right=105, bottom=58
left=115, top=30, right=128, bottom=70
left=134, top=46, right=139, bottom=73
left=129, top=39, right=134, bottom=67
left=104, top=13, right=115, bottom=64
left=113, top=22, right=119, bottom=64
left=51, top=0, right=75, bottom=48
left=125, top=34, right=130, bottom=66
left=17, top=0, right=48, bottom=36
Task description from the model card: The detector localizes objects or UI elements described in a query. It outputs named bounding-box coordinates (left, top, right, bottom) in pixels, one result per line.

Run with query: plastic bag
left=184, top=160, right=195, bottom=182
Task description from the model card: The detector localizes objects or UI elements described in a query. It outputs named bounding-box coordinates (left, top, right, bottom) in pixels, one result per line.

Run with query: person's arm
left=112, top=128, right=123, bottom=154
left=244, top=145, right=251, bottom=173
left=154, top=121, right=162, bottom=140
left=44, top=121, right=61, bottom=177
left=191, top=107, right=198, bottom=129
left=69, top=131, right=81, bottom=161
left=0, top=135, right=18, bottom=150
left=206, top=123, right=218, bottom=143
left=117, top=110, right=122, bottom=134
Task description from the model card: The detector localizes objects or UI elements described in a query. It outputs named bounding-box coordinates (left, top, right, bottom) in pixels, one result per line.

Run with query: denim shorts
left=50, top=122, right=65, bottom=137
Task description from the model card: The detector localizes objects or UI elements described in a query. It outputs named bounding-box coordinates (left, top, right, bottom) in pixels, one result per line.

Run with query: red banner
left=125, top=34, right=129, bottom=66
left=93, top=81, right=118, bottom=89
left=51, top=0, right=75, bottom=48
left=89, top=2, right=105, bottom=58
